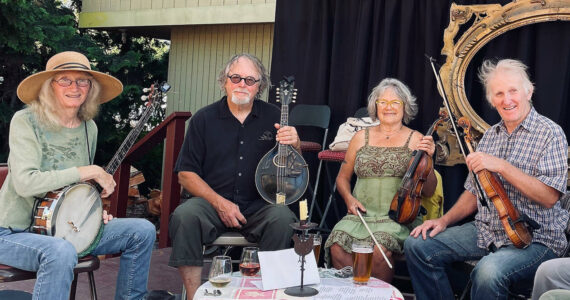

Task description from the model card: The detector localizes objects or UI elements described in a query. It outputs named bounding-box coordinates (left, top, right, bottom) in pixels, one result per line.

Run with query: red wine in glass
left=240, top=247, right=260, bottom=276
left=239, top=262, right=260, bottom=276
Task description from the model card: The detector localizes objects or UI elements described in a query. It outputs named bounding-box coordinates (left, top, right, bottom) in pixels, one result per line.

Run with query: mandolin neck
left=280, top=102, right=289, bottom=127
left=278, top=103, right=290, bottom=153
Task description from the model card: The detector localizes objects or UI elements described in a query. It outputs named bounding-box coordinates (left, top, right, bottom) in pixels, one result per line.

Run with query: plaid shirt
left=465, top=107, right=569, bottom=255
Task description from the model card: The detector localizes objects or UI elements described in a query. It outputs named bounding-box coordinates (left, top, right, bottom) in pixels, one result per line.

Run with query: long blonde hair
left=28, top=75, right=102, bottom=130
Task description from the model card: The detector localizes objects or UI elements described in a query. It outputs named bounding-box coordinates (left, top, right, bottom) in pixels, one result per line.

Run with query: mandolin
left=255, top=76, right=309, bottom=205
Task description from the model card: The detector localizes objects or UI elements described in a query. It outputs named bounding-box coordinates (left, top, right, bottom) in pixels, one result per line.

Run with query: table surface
left=195, top=269, right=404, bottom=300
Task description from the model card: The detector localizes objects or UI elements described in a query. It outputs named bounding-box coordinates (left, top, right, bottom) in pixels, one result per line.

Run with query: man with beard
left=169, top=53, right=299, bottom=299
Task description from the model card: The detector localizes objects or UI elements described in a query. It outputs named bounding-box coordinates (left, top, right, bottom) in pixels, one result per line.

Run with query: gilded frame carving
left=436, top=0, right=570, bottom=165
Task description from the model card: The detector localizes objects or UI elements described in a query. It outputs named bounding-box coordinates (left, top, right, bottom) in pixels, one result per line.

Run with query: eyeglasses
left=53, top=78, right=92, bottom=88
left=227, top=74, right=260, bottom=86
left=376, top=99, right=404, bottom=108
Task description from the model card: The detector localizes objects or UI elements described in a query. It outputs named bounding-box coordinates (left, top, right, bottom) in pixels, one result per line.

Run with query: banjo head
left=53, top=182, right=103, bottom=254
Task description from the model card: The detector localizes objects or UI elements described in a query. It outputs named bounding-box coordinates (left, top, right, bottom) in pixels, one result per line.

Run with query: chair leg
left=223, top=246, right=234, bottom=256
left=308, top=158, right=324, bottom=223
left=88, top=271, right=98, bottom=300
left=460, top=279, right=472, bottom=300
left=68, top=271, right=97, bottom=300
left=318, top=181, right=337, bottom=230
left=69, top=274, right=78, bottom=300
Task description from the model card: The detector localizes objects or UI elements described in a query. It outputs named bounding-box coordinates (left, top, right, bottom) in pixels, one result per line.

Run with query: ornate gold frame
left=435, top=0, right=570, bottom=165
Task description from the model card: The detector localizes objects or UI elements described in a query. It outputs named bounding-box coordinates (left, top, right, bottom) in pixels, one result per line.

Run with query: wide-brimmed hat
left=17, top=51, right=123, bottom=104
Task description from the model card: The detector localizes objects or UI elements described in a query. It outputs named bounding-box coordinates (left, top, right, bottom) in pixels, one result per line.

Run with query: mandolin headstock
left=275, top=76, right=297, bottom=106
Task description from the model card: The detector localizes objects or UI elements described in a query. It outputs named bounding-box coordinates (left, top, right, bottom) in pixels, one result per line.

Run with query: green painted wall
left=166, top=23, right=274, bottom=116
left=79, top=4, right=276, bottom=28
left=79, top=0, right=276, bottom=115
left=83, top=0, right=275, bottom=12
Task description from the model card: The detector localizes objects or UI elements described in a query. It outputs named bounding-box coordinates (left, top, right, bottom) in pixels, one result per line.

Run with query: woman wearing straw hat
left=0, top=51, right=156, bottom=299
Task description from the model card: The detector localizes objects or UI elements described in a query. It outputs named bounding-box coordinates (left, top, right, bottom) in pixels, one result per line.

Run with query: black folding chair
left=289, top=104, right=331, bottom=221
left=315, top=107, right=369, bottom=230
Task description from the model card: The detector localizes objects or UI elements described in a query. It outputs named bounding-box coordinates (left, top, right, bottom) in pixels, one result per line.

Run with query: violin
left=426, top=55, right=538, bottom=248
left=255, top=76, right=309, bottom=205
left=458, top=117, right=535, bottom=248
left=389, top=111, right=447, bottom=225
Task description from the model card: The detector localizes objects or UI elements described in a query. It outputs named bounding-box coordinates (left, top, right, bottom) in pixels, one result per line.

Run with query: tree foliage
left=0, top=0, right=76, bottom=110
left=0, top=0, right=169, bottom=191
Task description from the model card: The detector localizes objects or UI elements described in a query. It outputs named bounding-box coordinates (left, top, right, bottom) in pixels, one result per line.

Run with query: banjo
left=32, top=82, right=170, bottom=257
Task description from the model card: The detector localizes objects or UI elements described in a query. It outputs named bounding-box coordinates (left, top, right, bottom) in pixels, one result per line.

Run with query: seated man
left=169, top=53, right=299, bottom=299
left=404, top=59, right=569, bottom=299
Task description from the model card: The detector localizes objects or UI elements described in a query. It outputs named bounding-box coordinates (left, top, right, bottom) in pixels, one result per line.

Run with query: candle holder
left=284, top=221, right=319, bottom=297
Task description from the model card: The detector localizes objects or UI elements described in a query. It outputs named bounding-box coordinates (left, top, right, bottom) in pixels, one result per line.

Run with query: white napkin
left=258, top=248, right=320, bottom=291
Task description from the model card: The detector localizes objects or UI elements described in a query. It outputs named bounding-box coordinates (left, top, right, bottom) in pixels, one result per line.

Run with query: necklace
left=381, top=126, right=403, bottom=139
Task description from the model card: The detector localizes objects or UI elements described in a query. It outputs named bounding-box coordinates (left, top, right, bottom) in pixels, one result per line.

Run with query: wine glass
left=208, top=255, right=232, bottom=288
left=239, top=247, right=260, bottom=276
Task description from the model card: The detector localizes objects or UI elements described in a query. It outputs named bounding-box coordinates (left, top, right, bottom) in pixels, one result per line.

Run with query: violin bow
left=356, top=210, right=393, bottom=269
left=426, top=55, right=489, bottom=208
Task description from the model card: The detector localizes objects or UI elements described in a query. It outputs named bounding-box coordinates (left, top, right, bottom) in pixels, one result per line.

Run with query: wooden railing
left=107, top=111, right=191, bottom=248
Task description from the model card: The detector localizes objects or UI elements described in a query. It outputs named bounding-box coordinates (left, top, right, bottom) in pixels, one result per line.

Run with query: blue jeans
left=404, top=222, right=557, bottom=300
left=0, top=218, right=156, bottom=300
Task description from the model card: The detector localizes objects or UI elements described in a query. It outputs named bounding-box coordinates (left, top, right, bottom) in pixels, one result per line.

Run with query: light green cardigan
left=0, top=108, right=97, bottom=230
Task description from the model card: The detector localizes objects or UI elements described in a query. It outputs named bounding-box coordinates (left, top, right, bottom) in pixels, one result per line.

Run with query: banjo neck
left=105, top=83, right=169, bottom=175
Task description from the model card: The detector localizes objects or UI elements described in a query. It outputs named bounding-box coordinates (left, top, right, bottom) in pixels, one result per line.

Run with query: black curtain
left=270, top=0, right=570, bottom=216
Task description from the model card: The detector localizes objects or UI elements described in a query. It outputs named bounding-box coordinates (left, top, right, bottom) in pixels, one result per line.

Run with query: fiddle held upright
left=457, top=117, right=538, bottom=248
left=389, top=111, right=447, bottom=224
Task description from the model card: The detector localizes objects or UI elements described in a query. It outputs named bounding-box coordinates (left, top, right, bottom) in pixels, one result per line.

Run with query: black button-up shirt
left=175, top=97, right=280, bottom=217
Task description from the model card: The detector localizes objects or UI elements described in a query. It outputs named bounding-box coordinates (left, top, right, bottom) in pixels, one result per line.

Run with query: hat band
left=52, top=62, right=90, bottom=71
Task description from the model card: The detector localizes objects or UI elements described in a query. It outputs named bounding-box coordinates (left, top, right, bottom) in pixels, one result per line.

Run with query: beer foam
left=352, top=247, right=373, bottom=253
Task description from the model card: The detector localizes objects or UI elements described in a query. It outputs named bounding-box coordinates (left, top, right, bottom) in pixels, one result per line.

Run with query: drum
left=32, top=182, right=104, bottom=257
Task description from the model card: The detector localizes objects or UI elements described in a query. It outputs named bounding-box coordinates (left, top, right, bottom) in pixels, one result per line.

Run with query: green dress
left=324, top=128, right=421, bottom=262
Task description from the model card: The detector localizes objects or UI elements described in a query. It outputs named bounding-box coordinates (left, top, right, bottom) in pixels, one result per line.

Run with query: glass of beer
left=208, top=255, right=232, bottom=288
left=352, top=241, right=373, bottom=285
left=239, top=247, right=260, bottom=276
left=313, top=233, right=322, bottom=265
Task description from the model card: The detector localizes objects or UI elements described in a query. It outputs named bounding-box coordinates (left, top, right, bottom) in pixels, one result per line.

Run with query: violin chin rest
left=521, top=214, right=541, bottom=230
left=419, top=205, right=427, bottom=216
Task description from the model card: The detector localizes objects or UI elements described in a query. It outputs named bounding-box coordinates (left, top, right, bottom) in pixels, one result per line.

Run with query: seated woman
left=0, top=51, right=156, bottom=299
left=324, top=78, right=437, bottom=282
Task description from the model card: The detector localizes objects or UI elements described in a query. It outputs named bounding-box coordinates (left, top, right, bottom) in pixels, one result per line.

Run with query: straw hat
left=17, top=51, right=123, bottom=104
